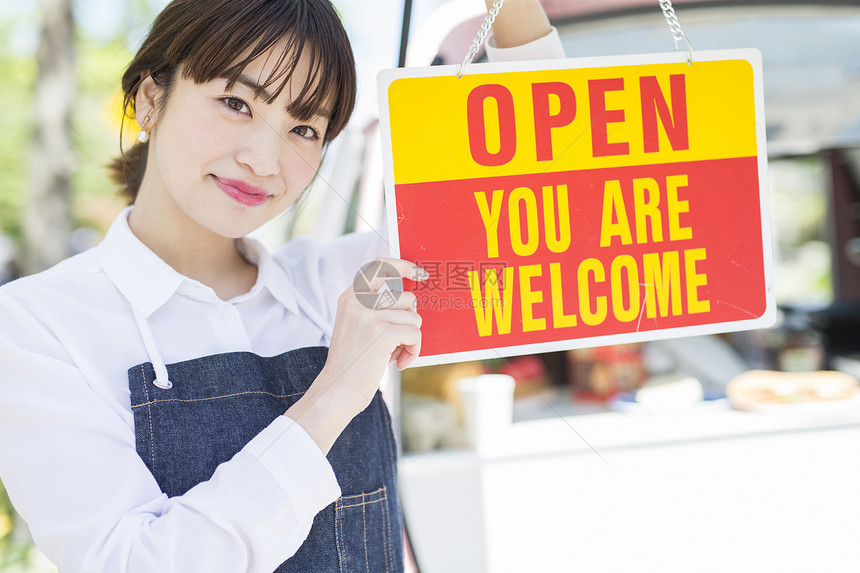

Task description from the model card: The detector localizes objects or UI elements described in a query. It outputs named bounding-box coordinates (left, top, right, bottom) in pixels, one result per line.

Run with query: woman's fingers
left=377, top=307, right=421, bottom=328
left=352, top=258, right=427, bottom=294
left=383, top=291, right=418, bottom=312
left=389, top=346, right=404, bottom=365
left=396, top=352, right=418, bottom=371
left=395, top=335, right=422, bottom=371
left=323, top=257, right=426, bottom=412
left=373, top=322, right=420, bottom=349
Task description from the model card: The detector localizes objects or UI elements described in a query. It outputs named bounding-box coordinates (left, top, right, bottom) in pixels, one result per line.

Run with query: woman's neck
left=127, top=193, right=259, bottom=301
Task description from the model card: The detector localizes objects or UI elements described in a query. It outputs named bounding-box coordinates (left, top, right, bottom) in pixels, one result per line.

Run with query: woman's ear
left=135, top=74, right=161, bottom=129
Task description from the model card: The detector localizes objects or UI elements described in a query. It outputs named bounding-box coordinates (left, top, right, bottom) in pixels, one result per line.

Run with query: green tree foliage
left=0, top=3, right=153, bottom=569
left=0, top=20, right=36, bottom=243
left=71, top=35, right=136, bottom=233
left=0, top=6, right=138, bottom=263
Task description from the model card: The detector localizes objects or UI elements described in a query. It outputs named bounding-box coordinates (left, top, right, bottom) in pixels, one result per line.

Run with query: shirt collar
left=98, top=206, right=299, bottom=318
left=98, top=207, right=185, bottom=317
left=234, top=236, right=300, bottom=316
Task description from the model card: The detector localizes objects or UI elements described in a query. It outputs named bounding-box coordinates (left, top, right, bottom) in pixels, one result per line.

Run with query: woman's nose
left=235, top=121, right=282, bottom=177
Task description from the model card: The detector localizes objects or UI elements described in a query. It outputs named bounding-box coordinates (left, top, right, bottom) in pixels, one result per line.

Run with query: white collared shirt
left=0, top=28, right=564, bottom=572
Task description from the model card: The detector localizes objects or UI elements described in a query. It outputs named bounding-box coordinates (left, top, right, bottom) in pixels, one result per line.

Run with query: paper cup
left=457, top=374, right=516, bottom=451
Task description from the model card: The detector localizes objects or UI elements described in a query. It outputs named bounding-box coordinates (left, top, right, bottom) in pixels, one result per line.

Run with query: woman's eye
left=292, top=125, right=320, bottom=141
left=220, top=97, right=250, bottom=115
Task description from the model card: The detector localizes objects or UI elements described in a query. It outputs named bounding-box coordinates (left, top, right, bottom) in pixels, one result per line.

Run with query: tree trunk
left=23, top=0, right=76, bottom=276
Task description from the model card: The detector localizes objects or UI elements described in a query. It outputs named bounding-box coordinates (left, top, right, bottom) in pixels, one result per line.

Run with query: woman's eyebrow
left=225, top=73, right=333, bottom=120
left=231, top=74, right=273, bottom=101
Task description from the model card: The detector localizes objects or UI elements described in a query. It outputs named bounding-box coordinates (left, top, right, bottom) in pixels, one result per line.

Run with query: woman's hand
left=483, top=0, right=552, bottom=49
left=322, top=258, right=426, bottom=411
left=284, top=258, right=426, bottom=454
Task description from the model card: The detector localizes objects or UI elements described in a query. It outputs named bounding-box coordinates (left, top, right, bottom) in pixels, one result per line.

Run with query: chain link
left=457, top=0, right=506, bottom=78
left=658, top=0, right=693, bottom=63
left=457, top=0, right=692, bottom=76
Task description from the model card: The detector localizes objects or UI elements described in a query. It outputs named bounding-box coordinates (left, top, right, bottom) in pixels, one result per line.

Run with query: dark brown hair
left=110, top=0, right=356, bottom=202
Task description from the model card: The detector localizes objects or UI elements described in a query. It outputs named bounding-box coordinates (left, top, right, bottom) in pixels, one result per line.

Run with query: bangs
left=157, top=0, right=355, bottom=141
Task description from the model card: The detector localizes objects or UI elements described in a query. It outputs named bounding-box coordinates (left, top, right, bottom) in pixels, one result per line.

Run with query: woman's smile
left=212, top=175, right=272, bottom=207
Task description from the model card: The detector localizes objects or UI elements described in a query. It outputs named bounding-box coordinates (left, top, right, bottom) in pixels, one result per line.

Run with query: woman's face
left=138, top=42, right=329, bottom=239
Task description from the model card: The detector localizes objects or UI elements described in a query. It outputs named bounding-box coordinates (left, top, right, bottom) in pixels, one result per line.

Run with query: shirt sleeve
left=485, top=26, right=567, bottom=62
left=0, top=292, right=340, bottom=573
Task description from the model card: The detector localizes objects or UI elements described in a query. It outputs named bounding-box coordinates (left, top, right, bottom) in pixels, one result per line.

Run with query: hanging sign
left=377, top=50, right=773, bottom=367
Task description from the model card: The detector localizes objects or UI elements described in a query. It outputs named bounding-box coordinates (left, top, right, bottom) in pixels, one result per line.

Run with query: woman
left=0, top=0, right=562, bottom=571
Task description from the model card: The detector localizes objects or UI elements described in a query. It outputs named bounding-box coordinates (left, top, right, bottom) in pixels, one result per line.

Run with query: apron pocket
left=334, top=485, right=395, bottom=573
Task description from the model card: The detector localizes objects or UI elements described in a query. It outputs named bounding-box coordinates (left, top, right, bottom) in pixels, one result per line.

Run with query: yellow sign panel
left=387, top=59, right=756, bottom=185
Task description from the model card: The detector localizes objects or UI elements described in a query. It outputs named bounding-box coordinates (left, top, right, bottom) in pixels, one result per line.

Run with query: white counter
left=399, top=400, right=860, bottom=573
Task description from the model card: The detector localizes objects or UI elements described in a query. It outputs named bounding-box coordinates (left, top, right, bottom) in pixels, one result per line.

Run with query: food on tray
left=727, top=370, right=859, bottom=411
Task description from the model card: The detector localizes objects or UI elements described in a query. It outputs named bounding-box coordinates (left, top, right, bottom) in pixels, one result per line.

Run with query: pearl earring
left=137, top=115, right=151, bottom=143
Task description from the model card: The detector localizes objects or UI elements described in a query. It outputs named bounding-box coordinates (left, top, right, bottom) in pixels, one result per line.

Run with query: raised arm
left=484, top=0, right=552, bottom=49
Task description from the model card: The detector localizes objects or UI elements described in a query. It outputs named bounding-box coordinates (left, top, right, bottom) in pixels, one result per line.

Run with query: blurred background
left=2, top=0, right=860, bottom=571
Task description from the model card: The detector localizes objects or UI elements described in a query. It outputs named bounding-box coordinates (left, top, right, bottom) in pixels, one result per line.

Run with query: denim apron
left=127, top=346, right=404, bottom=572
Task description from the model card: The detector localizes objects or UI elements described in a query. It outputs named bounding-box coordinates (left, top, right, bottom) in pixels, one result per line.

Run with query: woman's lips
left=213, top=176, right=270, bottom=207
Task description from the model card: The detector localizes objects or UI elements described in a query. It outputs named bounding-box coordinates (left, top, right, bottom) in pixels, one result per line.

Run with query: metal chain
left=457, top=0, right=506, bottom=78
left=658, top=0, right=693, bottom=63
left=458, top=1, right=692, bottom=74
